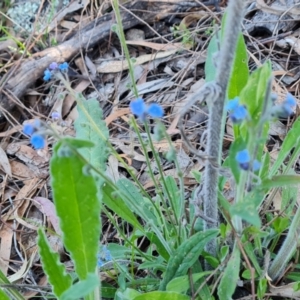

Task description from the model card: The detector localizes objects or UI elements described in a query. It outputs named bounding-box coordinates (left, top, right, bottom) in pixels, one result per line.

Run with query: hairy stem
left=203, top=0, right=245, bottom=257
left=268, top=205, right=300, bottom=280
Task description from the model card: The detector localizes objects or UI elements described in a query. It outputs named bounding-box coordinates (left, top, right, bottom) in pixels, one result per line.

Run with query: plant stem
left=268, top=205, right=300, bottom=280
left=202, top=0, right=245, bottom=257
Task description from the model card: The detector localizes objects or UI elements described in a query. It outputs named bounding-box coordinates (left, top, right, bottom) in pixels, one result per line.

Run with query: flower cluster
left=97, top=245, right=112, bottom=267
left=226, top=97, right=248, bottom=124
left=235, top=149, right=261, bottom=171
left=130, top=98, right=164, bottom=121
left=23, top=120, right=46, bottom=149
left=43, top=62, right=69, bottom=81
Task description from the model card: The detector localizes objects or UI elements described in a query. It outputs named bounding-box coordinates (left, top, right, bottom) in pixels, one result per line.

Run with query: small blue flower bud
left=23, top=123, right=35, bottom=136
left=30, top=134, right=45, bottom=149
left=43, top=69, right=52, bottom=81
left=226, top=97, right=248, bottom=124
left=49, top=62, right=58, bottom=70
left=59, top=62, right=69, bottom=71
left=130, top=98, right=147, bottom=119
left=147, top=103, right=164, bottom=118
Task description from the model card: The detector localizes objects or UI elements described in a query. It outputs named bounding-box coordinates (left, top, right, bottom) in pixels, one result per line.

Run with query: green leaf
left=159, top=229, right=219, bottom=290
left=0, top=289, right=10, bottom=300
left=227, top=33, right=249, bottom=99
left=230, top=195, right=261, bottom=227
left=38, top=229, right=72, bottom=298
left=61, top=273, right=99, bottom=300
left=218, top=244, right=240, bottom=300
left=205, top=33, right=218, bottom=83
left=102, top=183, right=143, bottom=231
left=166, top=272, right=211, bottom=294
left=50, top=142, right=100, bottom=280
left=0, top=268, right=25, bottom=300
left=270, top=117, right=300, bottom=176
left=164, top=176, right=181, bottom=220
left=133, top=291, right=190, bottom=300
left=117, top=178, right=161, bottom=227
left=260, top=175, right=300, bottom=189
left=101, top=282, right=117, bottom=298
left=74, top=97, right=109, bottom=186
left=257, top=278, right=267, bottom=300
left=240, top=61, right=272, bottom=126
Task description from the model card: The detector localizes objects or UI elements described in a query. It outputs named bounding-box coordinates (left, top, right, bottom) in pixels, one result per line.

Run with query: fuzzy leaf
left=133, top=291, right=190, bottom=300
left=270, top=117, right=300, bottom=176
left=0, top=289, right=10, bottom=300
left=74, top=97, right=109, bottom=184
left=218, top=244, right=240, bottom=300
left=50, top=141, right=100, bottom=280
left=260, top=175, right=300, bottom=189
left=61, top=273, right=99, bottom=300
left=38, top=228, right=72, bottom=297
left=159, top=229, right=219, bottom=290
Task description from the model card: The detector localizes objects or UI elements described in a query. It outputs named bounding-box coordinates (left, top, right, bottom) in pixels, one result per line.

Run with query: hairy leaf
left=38, top=228, right=72, bottom=297
left=50, top=141, right=100, bottom=280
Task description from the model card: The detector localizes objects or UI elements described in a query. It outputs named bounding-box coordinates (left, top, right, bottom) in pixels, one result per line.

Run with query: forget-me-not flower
left=98, top=245, right=112, bottom=267
left=49, top=62, right=58, bottom=70
left=30, top=134, right=46, bottom=149
left=130, top=98, right=164, bottom=120
left=282, top=93, right=297, bottom=116
left=59, top=62, right=69, bottom=71
left=23, top=120, right=46, bottom=149
left=236, top=149, right=261, bottom=171
left=43, top=69, right=52, bottom=81
left=226, top=97, right=248, bottom=124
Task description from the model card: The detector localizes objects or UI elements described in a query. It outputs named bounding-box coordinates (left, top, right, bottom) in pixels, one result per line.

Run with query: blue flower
left=98, top=245, right=112, bottom=268
left=147, top=103, right=164, bottom=118
left=43, top=69, right=52, bottom=81
left=30, top=134, right=45, bottom=149
left=236, top=149, right=260, bottom=171
left=130, top=98, right=164, bottom=120
left=59, top=62, right=69, bottom=71
left=23, top=120, right=41, bottom=136
left=282, top=93, right=297, bottom=116
left=225, top=97, right=239, bottom=110
left=23, top=123, right=35, bottom=136
left=130, top=98, right=147, bottom=119
left=226, top=97, right=248, bottom=123
left=51, top=111, right=60, bottom=120
left=49, top=62, right=58, bottom=70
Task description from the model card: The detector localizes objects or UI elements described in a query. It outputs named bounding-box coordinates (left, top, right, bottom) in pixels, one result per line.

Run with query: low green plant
left=2, top=0, right=300, bottom=299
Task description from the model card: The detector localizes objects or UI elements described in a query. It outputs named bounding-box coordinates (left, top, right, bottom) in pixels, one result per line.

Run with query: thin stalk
left=112, top=0, right=139, bottom=98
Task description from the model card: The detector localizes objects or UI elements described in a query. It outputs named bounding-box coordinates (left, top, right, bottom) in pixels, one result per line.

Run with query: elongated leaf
left=116, top=178, right=172, bottom=256
left=102, top=183, right=143, bottom=231
left=164, top=176, right=181, bottom=220
left=270, top=117, right=300, bottom=176
left=0, top=289, right=10, bottom=300
left=74, top=98, right=109, bottom=177
left=159, top=229, right=219, bottom=290
left=205, top=33, right=218, bottom=83
left=218, top=244, right=240, bottom=300
left=102, top=282, right=117, bottom=298
left=227, top=33, right=249, bottom=99
left=117, top=178, right=161, bottom=226
left=38, top=228, right=72, bottom=298
left=260, top=175, right=300, bottom=190
left=61, top=273, right=99, bottom=300
left=0, top=269, right=25, bottom=300
left=166, top=271, right=211, bottom=294
left=50, top=141, right=100, bottom=280
left=133, top=291, right=190, bottom=300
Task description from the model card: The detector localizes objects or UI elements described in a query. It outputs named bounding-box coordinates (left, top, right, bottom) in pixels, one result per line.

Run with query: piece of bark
left=0, top=0, right=204, bottom=121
